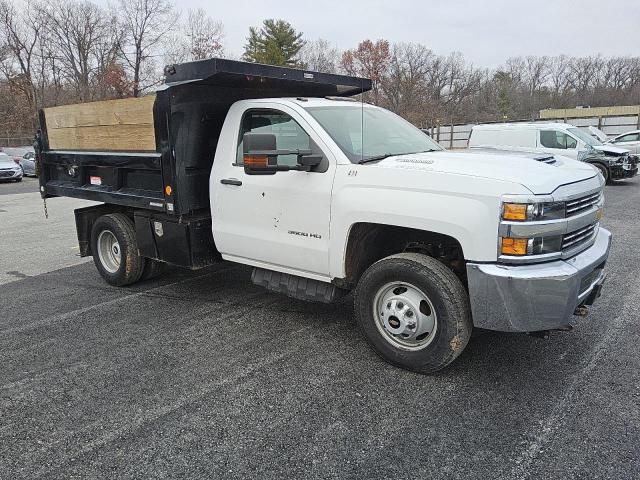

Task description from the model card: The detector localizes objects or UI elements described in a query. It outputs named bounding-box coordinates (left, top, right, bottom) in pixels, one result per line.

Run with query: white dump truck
left=36, top=58, right=611, bottom=373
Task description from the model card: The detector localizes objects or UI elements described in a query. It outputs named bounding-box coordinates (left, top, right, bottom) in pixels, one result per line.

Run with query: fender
left=328, top=164, right=531, bottom=279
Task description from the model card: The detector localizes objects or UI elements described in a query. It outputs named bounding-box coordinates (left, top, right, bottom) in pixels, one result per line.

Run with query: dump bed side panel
left=43, top=95, right=157, bottom=152
left=38, top=95, right=170, bottom=212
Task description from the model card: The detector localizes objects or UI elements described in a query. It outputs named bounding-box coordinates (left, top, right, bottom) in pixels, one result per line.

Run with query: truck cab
left=36, top=58, right=612, bottom=374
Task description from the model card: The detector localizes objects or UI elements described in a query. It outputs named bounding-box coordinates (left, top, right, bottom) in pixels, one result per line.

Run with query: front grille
left=562, top=223, right=597, bottom=252
left=566, top=192, right=601, bottom=217
left=0, top=169, right=14, bottom=178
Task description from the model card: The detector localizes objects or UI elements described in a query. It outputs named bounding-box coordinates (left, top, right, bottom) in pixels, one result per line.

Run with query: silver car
left=3, top=146, right=36, bottom=176
left=19, top=151, right=36, bottom=176
left=606, top=130, right=640, bottom=155
left=0, top=152, right=23, bottom=182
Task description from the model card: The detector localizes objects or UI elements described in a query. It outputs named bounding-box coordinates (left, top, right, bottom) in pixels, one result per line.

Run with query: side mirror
left=243, top=132, right=320, bottom=175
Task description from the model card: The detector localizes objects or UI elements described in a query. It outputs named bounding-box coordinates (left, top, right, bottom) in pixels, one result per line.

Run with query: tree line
left=1, top=0, right=638, bottom=136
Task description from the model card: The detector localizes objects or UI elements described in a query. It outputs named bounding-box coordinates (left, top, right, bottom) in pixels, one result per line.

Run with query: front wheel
left=593, top=163, right=609, bottom=183
left=354, top=253, right=472, bottom=374
left=90, top=213, right=144, bottom=286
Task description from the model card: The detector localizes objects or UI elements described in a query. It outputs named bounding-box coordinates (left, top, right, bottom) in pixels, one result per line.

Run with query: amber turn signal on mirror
left=244, top=155, right=269, bottom=168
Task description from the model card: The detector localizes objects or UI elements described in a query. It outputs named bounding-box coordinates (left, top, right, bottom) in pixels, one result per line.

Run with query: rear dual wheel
left=91, top=213, right=164, bottom=286
left=354, top=253, right=472, bottom=374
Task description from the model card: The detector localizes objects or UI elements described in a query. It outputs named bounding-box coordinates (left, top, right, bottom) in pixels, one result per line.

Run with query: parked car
left=606, top=130, right=640, bottom=154
left=0, top=152, right=23, bottom=182
left=19, top=151, right=36, bottom=176
left=468, top=122, right=638, bottom=183
left=3, top=146, right=36, bottom=176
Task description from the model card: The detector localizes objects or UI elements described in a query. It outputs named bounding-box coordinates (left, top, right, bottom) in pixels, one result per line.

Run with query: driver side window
left=236, top=110, right=311, bottom=167
left=540, top=130, right=577, bottom=149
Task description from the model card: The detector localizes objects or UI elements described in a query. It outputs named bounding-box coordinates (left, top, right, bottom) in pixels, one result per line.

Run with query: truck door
left=211, top=105, right=335, bottom=278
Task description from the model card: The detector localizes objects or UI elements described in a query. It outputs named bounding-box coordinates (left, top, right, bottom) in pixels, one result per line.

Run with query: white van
left=468, top=122, right=629, bottom=160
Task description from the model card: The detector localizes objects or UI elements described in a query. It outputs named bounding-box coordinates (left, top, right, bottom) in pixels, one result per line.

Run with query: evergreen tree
left=243, top=19, right=305, bottom=67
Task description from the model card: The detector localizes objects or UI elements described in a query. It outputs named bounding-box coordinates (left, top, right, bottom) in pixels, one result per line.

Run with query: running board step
left=251, top=268, right=345, bottom=303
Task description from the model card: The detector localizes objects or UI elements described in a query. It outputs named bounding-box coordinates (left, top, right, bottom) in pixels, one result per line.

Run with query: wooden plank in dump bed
left=43, top=95, right=157, bottom=152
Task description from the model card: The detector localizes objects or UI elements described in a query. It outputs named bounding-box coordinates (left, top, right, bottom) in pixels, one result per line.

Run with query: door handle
left=220, top=178, right=242, bottom=186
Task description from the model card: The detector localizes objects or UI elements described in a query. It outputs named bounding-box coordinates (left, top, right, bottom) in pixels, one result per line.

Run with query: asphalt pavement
left=0, top=176, right=40, bottom=196
left=0, top=178, right=639, bottom=479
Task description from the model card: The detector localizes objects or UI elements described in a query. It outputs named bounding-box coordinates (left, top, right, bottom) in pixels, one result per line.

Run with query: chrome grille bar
left=562, top=224, right=597, bottom=250
left=566, top=192, right=601, bottom=216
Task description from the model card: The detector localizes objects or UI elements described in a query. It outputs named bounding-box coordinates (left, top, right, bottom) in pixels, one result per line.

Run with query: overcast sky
left=165, top=0, right=639, bottom=67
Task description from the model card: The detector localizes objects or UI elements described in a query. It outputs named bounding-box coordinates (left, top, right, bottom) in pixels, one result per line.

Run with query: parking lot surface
left=1, top=178, right=639, bottom=479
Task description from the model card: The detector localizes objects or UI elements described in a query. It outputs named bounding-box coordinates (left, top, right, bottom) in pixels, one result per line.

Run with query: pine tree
left=243, top=19, right=305, bottom=67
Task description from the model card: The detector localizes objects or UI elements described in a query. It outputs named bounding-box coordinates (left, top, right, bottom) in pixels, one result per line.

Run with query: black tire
left=593, top=163, right=609, bottom=183
left=140, top=259, right=166, bottom=281
left=90, top=213, right=144, bottom=286
left=15, top=177, right=22, bottom=182
left=354, top=252, right=472, bottom=374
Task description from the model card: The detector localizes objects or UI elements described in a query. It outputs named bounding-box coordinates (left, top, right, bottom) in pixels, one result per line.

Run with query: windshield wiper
left=357, top=149, right=440, bottom=165
left=358, top=153, right=395, bottom=164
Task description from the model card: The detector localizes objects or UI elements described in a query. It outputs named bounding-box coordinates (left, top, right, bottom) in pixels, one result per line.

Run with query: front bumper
left=466, top=228, right=612, bottom=332
left=0, top=168, right=23, bottom=180
left=610, top=162, right=638, bottom=179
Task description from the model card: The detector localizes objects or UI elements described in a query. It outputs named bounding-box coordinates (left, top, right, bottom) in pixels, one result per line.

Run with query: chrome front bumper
left=466, top=228, right=612, bottom=332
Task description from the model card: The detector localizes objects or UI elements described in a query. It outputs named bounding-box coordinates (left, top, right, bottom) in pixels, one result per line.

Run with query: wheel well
left=342, top=223, right=466, bottom=288
left=590, top=161, right=609, bottom=172
left=74, top=204, right=131, bottom=257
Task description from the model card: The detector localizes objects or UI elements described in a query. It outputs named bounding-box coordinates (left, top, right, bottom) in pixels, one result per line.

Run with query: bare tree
left=299, top=38, right=340, bottom=73
left=42, top=0, right=116, bottom=101
left=182, top=8, right=224, bottom=61
left=118, top=0, right=177, bottom=97
left=548, top=55, right=571, bottom=99
left=381, top=43, right=434, bottom=123
left=523, top=56, right=549, bottom=96
left=0, top=0, right=44, bottom=125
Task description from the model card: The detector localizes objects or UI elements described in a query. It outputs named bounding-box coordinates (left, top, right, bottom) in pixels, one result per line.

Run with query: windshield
left=305, top=105, right=443, bottom=163
left=568, top=127, right=602, bottom=147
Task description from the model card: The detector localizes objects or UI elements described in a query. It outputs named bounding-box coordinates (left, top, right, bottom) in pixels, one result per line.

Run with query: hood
left=591, top=144, right=629, bottom=156
left=0, top=157, right=17, bottom=168
left=375, top=151, right=598, bottom=195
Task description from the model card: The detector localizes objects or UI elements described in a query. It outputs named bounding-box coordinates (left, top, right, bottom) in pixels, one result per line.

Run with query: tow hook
left=574, top=306, right=589, bottom=317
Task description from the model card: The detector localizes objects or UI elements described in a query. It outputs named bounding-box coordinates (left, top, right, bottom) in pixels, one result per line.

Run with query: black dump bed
left=37, top=59, right=371, bottom=217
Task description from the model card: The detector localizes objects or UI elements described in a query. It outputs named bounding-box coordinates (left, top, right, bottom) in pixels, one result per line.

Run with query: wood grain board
left=44, top=95, right=157, bottom=152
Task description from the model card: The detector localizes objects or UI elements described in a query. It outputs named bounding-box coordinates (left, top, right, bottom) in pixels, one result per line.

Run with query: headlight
left=502, top=202, right=565, bottom=221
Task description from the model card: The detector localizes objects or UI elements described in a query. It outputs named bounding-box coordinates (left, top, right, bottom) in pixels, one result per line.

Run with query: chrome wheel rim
left=373, top=282, right=438, bottom=351
left=97, top=230, right=121, bottom=274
